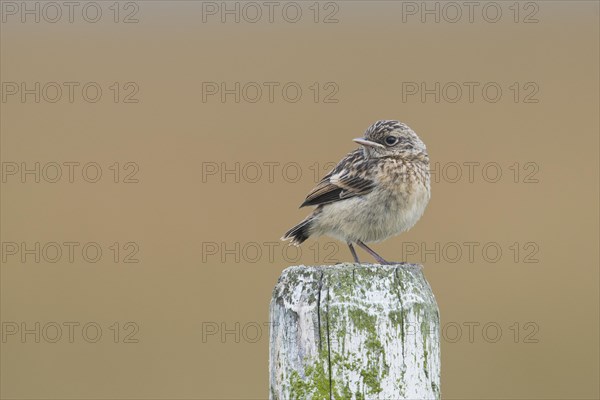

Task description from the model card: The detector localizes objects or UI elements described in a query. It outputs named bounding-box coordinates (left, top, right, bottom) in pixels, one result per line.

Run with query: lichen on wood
left=269, top=263, right=440, bottom=400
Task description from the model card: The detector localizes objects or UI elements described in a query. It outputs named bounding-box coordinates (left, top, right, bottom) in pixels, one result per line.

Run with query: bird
left=281, top=120, right=430, bottom=265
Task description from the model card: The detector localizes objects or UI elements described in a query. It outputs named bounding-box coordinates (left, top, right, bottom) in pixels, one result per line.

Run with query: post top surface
left=281, top=262, right=423, bottom=275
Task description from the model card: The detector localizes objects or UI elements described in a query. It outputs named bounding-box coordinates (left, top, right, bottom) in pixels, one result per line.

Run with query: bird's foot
left=378, top=260, right=408, bottom=266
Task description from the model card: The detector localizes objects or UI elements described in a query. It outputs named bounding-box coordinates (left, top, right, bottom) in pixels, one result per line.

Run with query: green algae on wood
left=269, top=263, right=440, bottom=400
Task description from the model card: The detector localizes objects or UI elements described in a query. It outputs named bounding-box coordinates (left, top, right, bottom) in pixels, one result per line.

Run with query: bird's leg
left=357, top=240, right=395, bottom=265
left=347, top=242, right=360, bottom=264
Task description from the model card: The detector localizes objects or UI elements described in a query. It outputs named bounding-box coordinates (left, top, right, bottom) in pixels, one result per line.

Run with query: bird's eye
left=384, top=136, right=399, bottom=146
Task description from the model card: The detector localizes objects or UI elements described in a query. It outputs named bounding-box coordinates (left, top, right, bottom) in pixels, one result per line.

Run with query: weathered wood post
left=269, top=263, right=440, bottom=400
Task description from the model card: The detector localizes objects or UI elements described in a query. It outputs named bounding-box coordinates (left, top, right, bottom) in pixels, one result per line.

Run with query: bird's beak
left=353, top=138, right=385, bottom=149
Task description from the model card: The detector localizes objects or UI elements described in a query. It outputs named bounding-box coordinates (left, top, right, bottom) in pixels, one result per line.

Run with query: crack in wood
left=325, top=286, right=333, bottom=400
left=317, top=271, right=324, bottom=353
left=394, top=266, right=406, bottom=360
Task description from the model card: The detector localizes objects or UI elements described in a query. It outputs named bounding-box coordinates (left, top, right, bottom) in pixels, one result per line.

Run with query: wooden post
left=269, top=263, right=440, bottom=400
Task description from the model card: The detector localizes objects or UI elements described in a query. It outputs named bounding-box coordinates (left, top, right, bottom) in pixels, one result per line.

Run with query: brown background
left=1, top=1, right=598, bottom=399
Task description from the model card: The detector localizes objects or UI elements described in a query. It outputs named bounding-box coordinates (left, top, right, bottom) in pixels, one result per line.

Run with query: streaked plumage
left=282, top=120, right=430, bottom=264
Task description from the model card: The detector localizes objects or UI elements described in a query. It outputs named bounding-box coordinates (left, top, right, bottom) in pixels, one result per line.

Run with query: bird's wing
left=300, top=150, right=376, bottom=207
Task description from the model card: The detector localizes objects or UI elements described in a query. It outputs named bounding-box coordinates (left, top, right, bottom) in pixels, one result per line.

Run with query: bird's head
left=353, top=120, right=427, bottom=159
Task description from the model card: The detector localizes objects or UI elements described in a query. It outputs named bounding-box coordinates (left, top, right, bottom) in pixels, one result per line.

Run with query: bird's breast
left=313, top=174, right=430, bottom=244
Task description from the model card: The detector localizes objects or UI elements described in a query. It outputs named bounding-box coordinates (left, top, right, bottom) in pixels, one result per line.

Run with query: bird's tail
left=281, top=217, right=314, bottom=246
